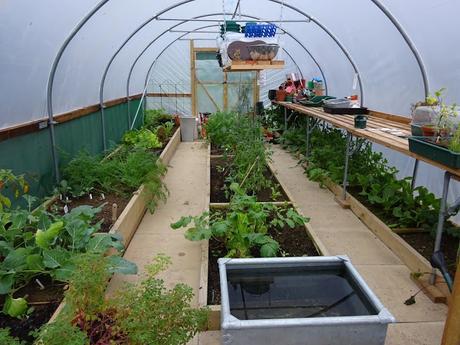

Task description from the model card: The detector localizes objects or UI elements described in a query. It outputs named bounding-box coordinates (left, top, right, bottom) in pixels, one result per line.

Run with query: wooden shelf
left=224, top=60, right=285, bottom=71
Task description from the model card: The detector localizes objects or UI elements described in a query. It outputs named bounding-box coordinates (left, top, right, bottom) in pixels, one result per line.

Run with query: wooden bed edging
left=322, top=177, right=450, bottom=304
left=109, top=127, right=181, bottom=248
left=48, top=127, right=181, bottom=324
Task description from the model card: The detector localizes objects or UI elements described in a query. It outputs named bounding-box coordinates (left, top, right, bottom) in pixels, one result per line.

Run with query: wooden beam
left=442, top=262, right=460, bottom=345
left=0, top=94, right=142, bottom=142
left=191, top=40, right=197, bottom=117
left=369, top=110, right=411, bottom=124
left=193, top=47, right=217, bottom=52
left=224, top=60, right=285, bottom=71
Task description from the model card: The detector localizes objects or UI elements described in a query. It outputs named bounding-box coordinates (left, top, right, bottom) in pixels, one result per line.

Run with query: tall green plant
left=62, top=147, right=168, bottom=213
left=172, top=183, right=308, bottom=258
left=279, top=124, right=444, bottom=231
left=35, top=254, right=207, bottom=345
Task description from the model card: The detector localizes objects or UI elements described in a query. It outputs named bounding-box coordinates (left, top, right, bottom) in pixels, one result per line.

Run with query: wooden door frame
left=191, top=42, right=259, bottom=115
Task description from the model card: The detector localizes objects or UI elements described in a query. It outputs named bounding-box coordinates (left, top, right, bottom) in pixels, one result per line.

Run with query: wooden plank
left=0, top=94, right=142, bottom=142
left=210, top=201, right=292, bottom=209
left=190, top=40, right=197, bottom=117
left=198, top=144, right=211, bottom=309
left=225, top=60, right=285, bottom=71
left=369, top=109, right=411, bottom=124
left=412, top=274, right=448, bottom=304
left=194, top=47, right=217, bottom=52
left=322, top=178, right=452, bottom=303
left=442, top=262, right=460, bottom=345
left=276, top=101, right=460, bottom=178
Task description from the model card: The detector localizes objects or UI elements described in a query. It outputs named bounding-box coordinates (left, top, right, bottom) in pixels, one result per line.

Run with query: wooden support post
left=190, top=40, right=196, bottom=117
left=441, top=262, right=460, bottom=345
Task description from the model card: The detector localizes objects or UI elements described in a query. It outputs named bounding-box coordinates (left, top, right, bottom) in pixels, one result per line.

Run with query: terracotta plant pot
left=421, top=125, right=438, bottom=138
left=275, top=90, right=287, bottom=102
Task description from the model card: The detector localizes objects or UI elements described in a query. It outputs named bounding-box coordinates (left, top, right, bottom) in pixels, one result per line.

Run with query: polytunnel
left=0, top=0, right=459, bottom=344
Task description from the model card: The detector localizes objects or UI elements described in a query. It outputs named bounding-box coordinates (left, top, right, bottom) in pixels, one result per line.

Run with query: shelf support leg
left=305, top=116, right=310, bottom=160
left=341, top=132, right=353, bottom=201
left=411, top=159, right=419, bottom=190
left=430, top=171, right=451, bottom=284
left=284, top=106, right=288, bottom=131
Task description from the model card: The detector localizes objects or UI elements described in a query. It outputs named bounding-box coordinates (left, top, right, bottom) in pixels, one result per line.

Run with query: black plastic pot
left=354, top=115, right=367, bottom=129
left=268, top=90, right=277, bottom=100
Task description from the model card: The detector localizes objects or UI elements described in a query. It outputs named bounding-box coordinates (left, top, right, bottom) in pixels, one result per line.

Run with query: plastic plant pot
left=354, top=115, right=367, bottom=129
left=275, top=90, right=287, bottom=102
left=268, top=90, right=277, bottom=101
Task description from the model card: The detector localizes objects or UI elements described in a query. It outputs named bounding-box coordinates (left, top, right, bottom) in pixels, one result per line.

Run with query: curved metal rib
left=125, top=12, right=328, bottom=115
left=142, top=25, right=304, bottom=97
left=268, top=0, right=364, bottom=105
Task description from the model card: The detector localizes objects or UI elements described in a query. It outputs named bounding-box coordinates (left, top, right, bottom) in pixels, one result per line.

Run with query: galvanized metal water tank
left=219, top=256, right=395, bottom=345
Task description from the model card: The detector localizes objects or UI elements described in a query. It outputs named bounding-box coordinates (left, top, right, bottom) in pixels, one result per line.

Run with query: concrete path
left=268, top=145, right=447, bottom=345
left=107, top=142, right=210, bottom=344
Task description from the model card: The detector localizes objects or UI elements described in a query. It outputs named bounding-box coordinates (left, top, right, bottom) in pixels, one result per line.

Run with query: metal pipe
left=46, top=0, right=110, bottom=182
left=369, top=0, right=429, bottom=97
left=284, top=107, right=288, bottom=131
left=430, top=172, right=451, bottom=284
left=144, top=30, right=304, bottom=108
left=342, top=133, right=353, bottom=200
left=156, top=17, right=310, bottom=23
left=232, top=0, right=241, bottom=19
left=305, top=116, right=311, bottom=160
left=268, top=0, right=364, bottom=105
left=411, top=159, right=419, bottom=190
left=129, top=13, right=327, bottom=104
left=99, top=0, right=196, bottom=149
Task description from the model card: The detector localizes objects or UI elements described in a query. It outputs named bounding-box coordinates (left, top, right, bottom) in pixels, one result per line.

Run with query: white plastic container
left=180, top=116, right=197, bottom=142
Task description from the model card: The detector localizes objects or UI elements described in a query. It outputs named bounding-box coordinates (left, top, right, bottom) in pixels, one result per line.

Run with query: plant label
left=63, top=205, right=69, bottom=214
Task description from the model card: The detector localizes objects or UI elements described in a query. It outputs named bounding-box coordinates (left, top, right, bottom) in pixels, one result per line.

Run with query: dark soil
left=400, top=232, right=458, bottom=278
left=347, top=186, right=458, bottom=278
left=210, top=158, right=289, bottom=203
left=210, top=143, right=225, bottom=156
left=0, top=276, right=65, bottom=344
left=207, top=218, right=319, bottom=305
left=55, top=193, right=129, bottom=233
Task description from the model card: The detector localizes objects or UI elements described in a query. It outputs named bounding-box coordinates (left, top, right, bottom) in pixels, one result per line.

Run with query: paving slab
left=385, top=322, right=445, bottom=345
left=355, top=264, right=447, bottom=322
left=317, top=230, right=402, bottom=265
left=107, top=142, right=208, bottom=302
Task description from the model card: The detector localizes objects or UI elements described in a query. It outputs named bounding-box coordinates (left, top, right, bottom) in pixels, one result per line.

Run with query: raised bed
left=3, top=128, right=182, bottom=343
left=210, top=157, right=289, bottom=203
left=321, top=177, right=452, bottom=304
left=199, top=148, right=327, bottom=332
left=51, top=127, right=181, bottom=234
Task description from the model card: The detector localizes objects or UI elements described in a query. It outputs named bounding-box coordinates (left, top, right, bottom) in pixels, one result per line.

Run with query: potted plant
left=275, top=89, right=287, bottom=102
left=413, top=88, right=457, bottom=139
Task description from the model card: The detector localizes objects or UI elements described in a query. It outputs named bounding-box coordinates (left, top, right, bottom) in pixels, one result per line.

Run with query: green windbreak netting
left=0, top=100, right=143, bottom=199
